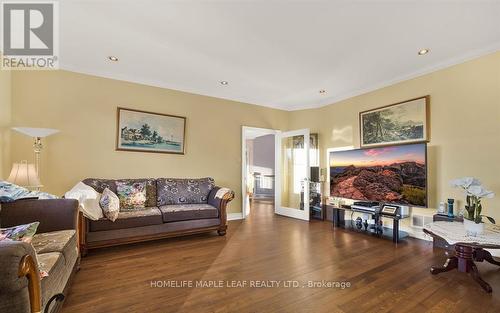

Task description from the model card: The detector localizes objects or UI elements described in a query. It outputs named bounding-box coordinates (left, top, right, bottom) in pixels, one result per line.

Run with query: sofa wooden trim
left=216, top=191, right=234, bottom=236
left=78, top=212, right=87, bottom=256
left=18, top=255, right=42, bottom=313
left=79, top=191, right=234, bottom=256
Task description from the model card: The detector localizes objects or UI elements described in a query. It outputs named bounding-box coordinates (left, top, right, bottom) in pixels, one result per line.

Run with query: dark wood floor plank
left=62, top=201, right=500, bottom=313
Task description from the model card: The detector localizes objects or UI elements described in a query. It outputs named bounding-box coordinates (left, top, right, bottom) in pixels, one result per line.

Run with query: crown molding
left=60, top=44, right=500, bottom=112
left=293, top=44, right=500, bottom=111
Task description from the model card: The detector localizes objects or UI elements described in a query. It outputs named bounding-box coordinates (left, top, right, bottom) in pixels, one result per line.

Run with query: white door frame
left=241, top=126, right=278, bottom=218
left=275, top=128, right=310, bottom=221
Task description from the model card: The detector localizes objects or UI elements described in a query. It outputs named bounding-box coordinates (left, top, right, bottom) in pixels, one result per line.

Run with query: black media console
left=325, top=202, right=410, bottom=243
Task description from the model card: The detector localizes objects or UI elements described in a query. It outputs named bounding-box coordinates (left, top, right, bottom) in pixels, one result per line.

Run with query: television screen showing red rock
left=330, top=143, right=427, bottom=206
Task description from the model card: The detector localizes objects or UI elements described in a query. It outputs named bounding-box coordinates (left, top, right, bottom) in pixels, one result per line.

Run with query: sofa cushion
left=89, top=207, right=163, bottom=232
left=99, top=188, right=120, bottom=221
left=157, top=178, right=215, bottom=205
left=32, top=230, right=77, bottom=260
left=86, top=218, right=221, bottom=243
left=82, top=178, right=157, bottom=207
left=159, top=204, right=218, bottom=223
left=116, top=181, right=147, bottom=210
left=37, top=252, right=62, bottom=274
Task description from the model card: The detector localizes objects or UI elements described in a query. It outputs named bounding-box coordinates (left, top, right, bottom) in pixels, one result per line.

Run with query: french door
left=274, top=129, right=310, bottom=221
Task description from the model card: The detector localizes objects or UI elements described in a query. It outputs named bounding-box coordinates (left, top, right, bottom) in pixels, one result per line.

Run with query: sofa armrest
left=0, top=199, right=79, bottom=233
left=208, top=187, right=235, bottom=224
left=0, top=240, right=41, bottom=313
left=18, top=254, right=42, bottom=313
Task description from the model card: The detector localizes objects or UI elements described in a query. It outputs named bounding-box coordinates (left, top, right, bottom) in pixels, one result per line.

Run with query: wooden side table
left=424, top=221, right=500, bottom=293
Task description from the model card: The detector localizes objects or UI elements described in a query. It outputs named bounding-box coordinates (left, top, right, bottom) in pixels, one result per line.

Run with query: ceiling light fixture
left=418, top=49, right=430, bottom=56
left=220, top=81, right=229, bottom=85
left=108, top=56, right=119, bottom=62
left=319, top=90, right=326, bottom=94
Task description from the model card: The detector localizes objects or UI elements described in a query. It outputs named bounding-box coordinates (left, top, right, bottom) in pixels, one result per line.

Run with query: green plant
left=451, top=177, right=495, bottom=224
left=465, top=195, right=496, bottom=224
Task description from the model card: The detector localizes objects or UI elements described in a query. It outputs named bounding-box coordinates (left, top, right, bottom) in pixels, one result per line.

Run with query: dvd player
left=351, top=201, right=381, bottom=214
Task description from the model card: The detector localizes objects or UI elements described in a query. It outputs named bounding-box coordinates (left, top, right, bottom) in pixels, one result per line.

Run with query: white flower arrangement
left=450, top=177, right=495, bottom=224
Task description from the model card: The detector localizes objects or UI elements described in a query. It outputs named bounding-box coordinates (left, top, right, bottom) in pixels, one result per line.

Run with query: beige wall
left=289, top=51, right=500, bottom=220
left=10, top=70, right=289, bottom=213
left=8, top=51, right=500, bottom=218
left=0, top=69, right=11, bottom=179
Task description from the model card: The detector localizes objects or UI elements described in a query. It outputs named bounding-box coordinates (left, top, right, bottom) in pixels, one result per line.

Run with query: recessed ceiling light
left=319, top=90, right=326, bottom=94
left=108, top=56, right=119, bottom=62
left=418, top=49, right=430, bottom=56
left=220, top=81, right=229, bottom=85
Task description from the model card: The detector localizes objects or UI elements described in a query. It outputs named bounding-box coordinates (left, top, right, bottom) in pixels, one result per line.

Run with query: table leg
left=431, top=256, right=458, bottom=275
left=392, top=219, right=399, bottom=243
left=474, top=248, right=500, bottom=266
left=332, top=208, right=341, bottom=228
left=332, top=208, right=336, bottom=228
left=455, top=245, right=473, bottom=272
left=430, top=244, right=494, bottom=293
left=470, top=262, right=493, bottom=293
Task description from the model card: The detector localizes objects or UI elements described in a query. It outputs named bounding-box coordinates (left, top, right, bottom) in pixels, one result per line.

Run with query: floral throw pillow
left=116, top=181, right=146, bottom=211
left=0, top=222, right=40, bottom=243
left=99, top=188, right=120, bottom=221
left=0, top=222, right=48, bottom=278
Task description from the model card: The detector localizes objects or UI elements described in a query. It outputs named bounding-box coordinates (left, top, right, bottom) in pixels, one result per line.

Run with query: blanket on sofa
left=215, top=188, right=232, bottom=199
left=65, top=182, right=103, bottom=220
left=0, top=181, right=58, bottom=203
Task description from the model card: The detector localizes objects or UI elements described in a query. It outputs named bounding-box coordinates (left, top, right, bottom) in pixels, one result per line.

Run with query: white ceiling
left=60, top=0, right=500, bottom=111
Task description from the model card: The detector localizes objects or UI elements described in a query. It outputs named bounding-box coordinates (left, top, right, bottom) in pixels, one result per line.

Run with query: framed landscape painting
left=360, top=96, right=429, bottom=148
left=116, top=107, right=186, bottom=154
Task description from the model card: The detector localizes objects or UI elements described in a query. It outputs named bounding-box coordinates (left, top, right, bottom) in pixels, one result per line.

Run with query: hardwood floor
left=63, top=201, right=500, bottom=313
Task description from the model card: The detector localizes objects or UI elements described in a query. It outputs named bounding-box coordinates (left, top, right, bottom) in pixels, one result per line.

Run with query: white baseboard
left=227, top=213, right=244, bottom=221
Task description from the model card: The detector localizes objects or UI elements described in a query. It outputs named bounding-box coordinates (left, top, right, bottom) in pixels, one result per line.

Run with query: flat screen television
left=329, top=143, right=427, bottom=207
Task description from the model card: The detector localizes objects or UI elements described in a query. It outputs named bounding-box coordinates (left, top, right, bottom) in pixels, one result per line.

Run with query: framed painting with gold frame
left=116, top=107, right=186, bottom=154
left=359, top=96, right=429, bottom=148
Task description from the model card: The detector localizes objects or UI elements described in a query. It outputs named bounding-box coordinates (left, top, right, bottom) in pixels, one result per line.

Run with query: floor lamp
left=11, top=127, right=60, bottom=185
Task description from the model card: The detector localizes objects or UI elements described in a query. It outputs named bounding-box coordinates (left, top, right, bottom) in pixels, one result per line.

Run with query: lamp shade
left=7, top=161, right=42, bottom=188
left=12, top=127, right=59, bottom=138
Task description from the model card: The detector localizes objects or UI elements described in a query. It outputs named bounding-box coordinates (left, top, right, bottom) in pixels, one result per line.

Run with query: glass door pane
left=275, top=129, right=310, bottom=220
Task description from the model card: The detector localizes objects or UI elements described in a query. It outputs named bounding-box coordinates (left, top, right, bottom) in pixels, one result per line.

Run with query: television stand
left=324, top=204, right=409, bottom=243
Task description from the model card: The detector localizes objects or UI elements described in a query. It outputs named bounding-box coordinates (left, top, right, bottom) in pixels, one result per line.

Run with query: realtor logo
left=1, top=1, right=59, bottom=69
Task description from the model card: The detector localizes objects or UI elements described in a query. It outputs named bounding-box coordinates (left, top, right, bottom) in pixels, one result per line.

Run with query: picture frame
left=359, top=96, right=429, bottom=148
left=116, top=107, right=186, bottom=154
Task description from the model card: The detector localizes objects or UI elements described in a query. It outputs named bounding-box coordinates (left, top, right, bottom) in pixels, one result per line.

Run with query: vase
left=463, top=219, right=484, bottom=236
left=447, top=199, right=455, bottom=218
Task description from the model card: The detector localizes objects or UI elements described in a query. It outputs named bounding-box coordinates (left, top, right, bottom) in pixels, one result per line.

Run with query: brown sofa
left=79, top=178, right=234, bottom=255
left=0, top=199, right=80, bottom=313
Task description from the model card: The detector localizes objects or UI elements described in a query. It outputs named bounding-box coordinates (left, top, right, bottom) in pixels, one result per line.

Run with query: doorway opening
left=242, top=127, right=276, bottom=218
